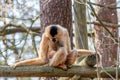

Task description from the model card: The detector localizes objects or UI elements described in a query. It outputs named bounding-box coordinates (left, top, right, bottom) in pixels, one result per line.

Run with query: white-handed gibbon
left=12, top=25, right=95, bottom=70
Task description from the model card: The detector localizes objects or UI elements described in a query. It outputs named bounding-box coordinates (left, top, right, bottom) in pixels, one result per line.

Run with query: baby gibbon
left=12, top=25, right=94, bottom=70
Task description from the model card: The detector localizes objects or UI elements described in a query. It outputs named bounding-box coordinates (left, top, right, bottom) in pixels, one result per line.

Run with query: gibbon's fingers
left=12, top=58, right=48, bottom=68
left=77, top=49, right=96, bottom=57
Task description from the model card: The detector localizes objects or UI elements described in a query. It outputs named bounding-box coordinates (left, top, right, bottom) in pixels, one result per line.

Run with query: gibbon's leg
left=49, top=47, right=67, bottom=70
left=12, top=57, right=48, bottom=67
left=65, top=49, right=78, bottom=67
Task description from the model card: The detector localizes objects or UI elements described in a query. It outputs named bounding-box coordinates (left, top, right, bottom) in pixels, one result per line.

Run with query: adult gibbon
left=12, top=25, right=94, bottom=70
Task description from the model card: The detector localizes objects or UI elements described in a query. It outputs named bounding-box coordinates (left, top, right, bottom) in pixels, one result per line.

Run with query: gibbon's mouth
left=50, top=38, right=58, bottom=43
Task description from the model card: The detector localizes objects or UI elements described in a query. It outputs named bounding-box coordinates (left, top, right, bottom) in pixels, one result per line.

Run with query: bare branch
left=87, top=21, right=120, bottom=27
left=87, top=1, right=120, bottom=9
left=0, top=22, right=41, bottom=36
left=75, top=0, right=120, bottom=9
left=0, top=27, right=41, bottom=36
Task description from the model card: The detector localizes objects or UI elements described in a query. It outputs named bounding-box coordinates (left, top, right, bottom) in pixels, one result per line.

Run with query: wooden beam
left=0, top=66, right=120, bottom=78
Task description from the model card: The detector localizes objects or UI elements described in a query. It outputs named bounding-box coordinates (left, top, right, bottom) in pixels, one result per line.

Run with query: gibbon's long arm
left=12, top=33, right=49, bottom=67
left=64, top=29, right=72, bottom=53
left=39, top=33, right=49, bottom=63
left=77, top=49, right=96, bottom=57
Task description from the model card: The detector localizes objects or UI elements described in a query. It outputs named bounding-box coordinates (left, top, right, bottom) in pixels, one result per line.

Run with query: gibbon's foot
left=11, top=62, right=24, bottom=69
left=11, top=63, right=18, bottom=69
left=58, top=64, right=68, bottom=70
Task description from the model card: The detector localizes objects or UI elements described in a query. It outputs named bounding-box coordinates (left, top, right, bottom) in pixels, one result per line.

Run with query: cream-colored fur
left=12, top=25, right=94, bottom=70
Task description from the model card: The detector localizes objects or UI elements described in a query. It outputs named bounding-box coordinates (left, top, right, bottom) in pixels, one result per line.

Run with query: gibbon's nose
left=52, top=38, right=56, bottom=42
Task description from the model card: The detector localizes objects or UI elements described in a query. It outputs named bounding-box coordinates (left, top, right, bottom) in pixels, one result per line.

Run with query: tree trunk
left=40, top=0, right=72, bottom=80
left=40, top=0, right=73, bottom=47
left=94, top=0, right=118, bottom=80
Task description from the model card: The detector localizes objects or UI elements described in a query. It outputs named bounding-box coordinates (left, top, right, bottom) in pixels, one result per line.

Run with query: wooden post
left=74, top=0, right=88, bottom=49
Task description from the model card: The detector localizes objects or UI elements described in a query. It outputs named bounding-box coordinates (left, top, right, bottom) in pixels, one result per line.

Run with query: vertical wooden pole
left=74, top=0, right=88, bottom=49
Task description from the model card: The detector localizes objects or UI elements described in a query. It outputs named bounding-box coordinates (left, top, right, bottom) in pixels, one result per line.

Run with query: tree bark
left=94, top=0, right=118, bottom=80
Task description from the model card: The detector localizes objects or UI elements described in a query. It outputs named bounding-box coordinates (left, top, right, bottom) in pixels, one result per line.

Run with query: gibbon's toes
left=61, top=67, right=67, bottom=71
left=11, top=64, right=17, bottom=69
left=63, top=67, right=67, bottom=71
left=58, top=64, right=68, bottom=70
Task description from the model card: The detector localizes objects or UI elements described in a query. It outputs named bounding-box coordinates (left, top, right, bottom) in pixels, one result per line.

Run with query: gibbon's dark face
left=50, top=26, right=58, bottom=42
